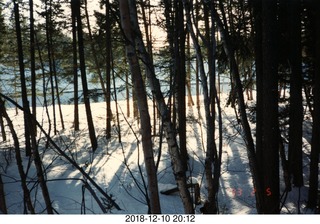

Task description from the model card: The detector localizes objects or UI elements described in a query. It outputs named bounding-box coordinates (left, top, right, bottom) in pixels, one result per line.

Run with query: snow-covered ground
left=0, top=92, right=317, bottom=215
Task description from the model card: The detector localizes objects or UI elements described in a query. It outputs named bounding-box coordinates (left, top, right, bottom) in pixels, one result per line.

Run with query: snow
left=0, top=92, right=318, bottom=218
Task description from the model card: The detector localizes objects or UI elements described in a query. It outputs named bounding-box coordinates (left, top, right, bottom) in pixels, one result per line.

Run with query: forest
left=0, top=0, right=319, bottom=215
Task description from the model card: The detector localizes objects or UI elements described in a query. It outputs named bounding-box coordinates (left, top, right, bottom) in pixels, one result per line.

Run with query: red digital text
left=228, top=187, right=272, bottom=197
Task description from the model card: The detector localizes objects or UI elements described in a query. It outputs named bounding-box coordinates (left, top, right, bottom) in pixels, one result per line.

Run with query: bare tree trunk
left=105, top=0, right=112, bottom=139
left=0, top=173, right=7, bottom=214
left=125, top=56, right=131, bottom=118
left=111, top=48, right=122, bottom=142
left=52, top=51, right=65, bottom=130
left=0, top=97, right=6, bottom=141
left=34, top=32, right=51, bottom=138
left=14, top=1, right=31, bottom=157
left=140, top=0, right=158, bottom=136
left=71, top=0, right=79, bottom=131
left=30, top=0, right=37, bottom=136
left=73, top=0, right=97, bottom=151
left=45, top=0, right=57, bottom=135
left=258, top=0, right=280, bottom=213
left=288, top=0, right=303, bottom=188
left=0, top=98, right=35, bottom=214
left=16, top=4, right=54, bottom=213
left=128, top=0, right=194, bottom=214
left=307, top=0, right=320, bottom=209
left=252, top=0, right=264, bottom=209
left=83, top=0, right=111, bottom=139
left=186, top=34, right=194, bottom=107
left=119, top=0, right=161, bottom=214
left=174, top=0, right=188, bottom=172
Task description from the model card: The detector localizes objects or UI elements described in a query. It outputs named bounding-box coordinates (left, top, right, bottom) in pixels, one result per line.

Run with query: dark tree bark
left=0, top=173, right=7, bottom=214
left=307, top=0, right=320, bottom=209
left=71, top=0, right=79, bottom=131
left=44, top=0, right=57, bottom=135
left=174, top=0, right=188, bottom=172
left=72, top=0, right=97, bottom=151
left=124, top=55, right=131, bottom=118
left=14, top=1, right=31, bottom=157
left=52, top=50, right=65, bottom=131
left=111, top=49, right=122, bottom=142
left=186, top=34, right=194, bottom=107
left=119, top=0, right=161, bottom=214
left=105, top=0, right=112, bottom=139
left=259, top=0, right=280, bottom=213
left=208, top=2, right=222, bottom=214
left=83, top=0, right=111, bottom=139
left=0, top=98, right=5, bottom=141
left=252, top=0, right=264, bottom=197
left=14, top=3, right=53, bottom=213
left=0, top=98, right=35, bottom=214
left=162, top=0, right=174, bottom=122
left=140, top=0, right=158, bottom=136
left=30, top=0, right=37, bottom=136
left=34, top=31, right=52, bottom=150
left=195, top=1, right=200, bottom=111
left=288, top=0, right=303, bottom=188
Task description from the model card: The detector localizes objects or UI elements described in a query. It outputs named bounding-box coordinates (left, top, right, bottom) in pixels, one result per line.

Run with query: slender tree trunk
left=111, top=48, right=122, bottom=142
left=0, top=97, right=6, bottom=141
left=14, top=3, right=53, bottom=213
left=119, top=0, right=161, bottom=214
left=45, top=0, right=57, bottom=135
left=35, top=32, right=51, bottom=147
left=194, top=0, right=200, bottom=111
left=260, top=0, right=280, bottom=213
left=105, top=0, right=112, bottom=139
left=253, top=0, right=265, bottom=200
left=83, top=0, right=111, bottom=139
left=140, top=0, right=157, bottom=136
left=0, top=98, right=35, bottom=214
left=307, top=0, right=320, bottom=209
left=174, top=0, right=188, bottom=172
left=73, top=0, right=97, bottom=151
left=30, top=0, right=37, bottom=136
left=204, top=4, right=216, bottom=214
left=0, top=173, right=7, bottom=214
left=288, top=0, right=303, bottom=188
left=71, top=0, right=79, bottom=131
left=125, top=57, right=130, bottom=118
left=124, top=43, right=138, bottom=119
left=14, top=1, right=31, bottom=157
left=52, top=50, right=65, bottom=130
left=46, top=3, right=64, bottom=131
left=186, top=34, right=194, bottom=107
left=209, top=2, right=222, bottom=214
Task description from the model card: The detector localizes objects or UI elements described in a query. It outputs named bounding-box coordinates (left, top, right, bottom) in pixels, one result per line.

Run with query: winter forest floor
left=0, top=92, right=318, bottom=215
